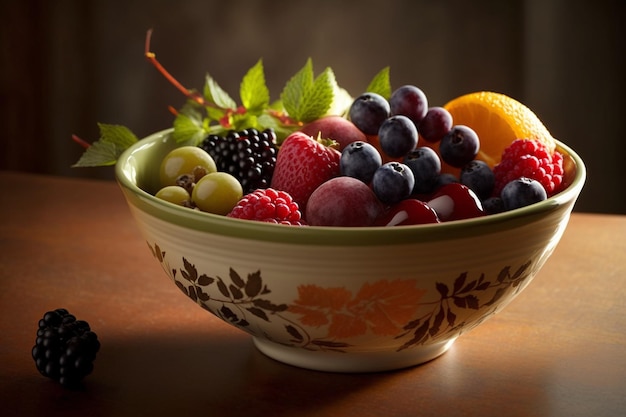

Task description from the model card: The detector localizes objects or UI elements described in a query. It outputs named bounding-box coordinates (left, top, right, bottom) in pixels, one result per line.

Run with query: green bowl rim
left=115, top=128, right=586, bottom=246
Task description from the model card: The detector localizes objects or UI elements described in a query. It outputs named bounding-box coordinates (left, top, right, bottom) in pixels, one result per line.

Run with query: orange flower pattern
left=289, top=280, right=427, bottom=339
left=148, top=241, right=534, bottom=352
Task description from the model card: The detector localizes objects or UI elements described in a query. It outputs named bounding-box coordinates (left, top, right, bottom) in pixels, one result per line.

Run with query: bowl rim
left=115, top=128, right=586, bottom=246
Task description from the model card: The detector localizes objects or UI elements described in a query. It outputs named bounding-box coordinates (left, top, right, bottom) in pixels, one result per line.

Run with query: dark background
left=1, top=0, right=624, bottom=213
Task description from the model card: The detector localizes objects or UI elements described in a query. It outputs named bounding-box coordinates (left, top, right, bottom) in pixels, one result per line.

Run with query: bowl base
left=253, top=337, right=457, bottom=373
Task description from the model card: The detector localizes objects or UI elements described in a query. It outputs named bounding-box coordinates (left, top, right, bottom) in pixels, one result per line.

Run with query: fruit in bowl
left=115, top=128, right=584, bottom=372
left=77, top=33, right=586, bottom=372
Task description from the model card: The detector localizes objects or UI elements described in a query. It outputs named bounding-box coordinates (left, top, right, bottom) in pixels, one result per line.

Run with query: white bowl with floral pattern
left=115, top=129, right=585, bottom=372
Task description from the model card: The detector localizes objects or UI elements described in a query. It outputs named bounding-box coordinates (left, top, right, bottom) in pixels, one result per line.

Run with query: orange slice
left=441, top=91, right=556, bottom=168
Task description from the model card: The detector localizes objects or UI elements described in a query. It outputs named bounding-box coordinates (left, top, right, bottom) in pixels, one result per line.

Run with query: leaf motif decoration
left=147, top=242, right=535, bottom=353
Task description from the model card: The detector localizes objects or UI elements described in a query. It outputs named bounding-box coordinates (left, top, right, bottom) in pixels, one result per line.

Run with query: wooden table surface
left=0, top=171, right=624, bottom=417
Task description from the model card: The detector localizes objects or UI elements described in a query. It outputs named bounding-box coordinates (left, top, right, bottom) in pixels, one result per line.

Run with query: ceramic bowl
left=115, top=129, right=586, bottom=372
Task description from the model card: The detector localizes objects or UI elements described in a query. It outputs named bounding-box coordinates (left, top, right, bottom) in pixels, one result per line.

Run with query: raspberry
left=200, top=128, right=278, bottom=194
left=32, top=308, right=100, bottom=388
left=493, top=139, right=564, bottom=197
left=227, top=188, right=305, bottom=225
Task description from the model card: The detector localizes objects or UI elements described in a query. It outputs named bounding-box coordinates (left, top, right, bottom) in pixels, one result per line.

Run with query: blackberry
left=200, top=128, right=278, bottom=194
left=32, top=308, right=100, bottom=388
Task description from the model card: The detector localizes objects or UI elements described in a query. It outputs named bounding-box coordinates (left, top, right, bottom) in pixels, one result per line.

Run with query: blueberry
left=500, top=177, right=547, bottom=211
left=482, top=196, right=505, bottom=215
left=349, top=93, right=390, bottom=135
left=378, top=115, right=418, bottom=158
left=340, top=141, right=382, bottom=184
left=389, top=85, right=428, bottom=125
left=418, top=106, right=453, bottom=143
left=403, top=147, right=441, bottom=195
left=372, top=162, right=415, bottom=205
left=439, top=125, right=480, bottom=168
left=460, top=160, right=495, bottom=200
left=435, top=172, right=459, bottom=189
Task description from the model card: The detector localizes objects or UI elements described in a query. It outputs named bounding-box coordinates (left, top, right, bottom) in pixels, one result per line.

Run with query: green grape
left=192, top=172, right=243, bottom=215
left=159, top=146, right=217, bottom=187
left=155, top=185, right=190, bottom=206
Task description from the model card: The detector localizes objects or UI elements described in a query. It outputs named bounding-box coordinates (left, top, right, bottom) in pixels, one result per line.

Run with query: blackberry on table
left=200, top=128, right=278, bottom=194
left=32, top=308, right=100, bottom=388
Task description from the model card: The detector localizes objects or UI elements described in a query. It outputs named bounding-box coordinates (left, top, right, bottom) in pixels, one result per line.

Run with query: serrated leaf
left=72, top=123, right=138, bottom=167
left=230, top=113, right=258, bottom=132
left=172, top=105, right=206, bottom=145
left=365, top=66, right=391, bottom=99
left=240, top=59, right=269, bottom=113
left=280, top=58, right=314, bottom=119
left=204, top=74, right=237, bottom=110
left=98, top=123, right=138, bottom=149
left=72, top=140, right=119, bottom=167
left=296, top=67, right=336, bottom=122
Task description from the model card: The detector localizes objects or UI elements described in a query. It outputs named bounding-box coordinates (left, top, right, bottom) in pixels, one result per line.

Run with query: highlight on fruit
left=73, top=30, right=566, bottom=227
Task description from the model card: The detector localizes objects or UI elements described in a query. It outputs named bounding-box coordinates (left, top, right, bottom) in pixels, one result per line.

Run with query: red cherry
left=376, top=199, right=440, bottom=226
left=427, top=183, right=485, bottom=221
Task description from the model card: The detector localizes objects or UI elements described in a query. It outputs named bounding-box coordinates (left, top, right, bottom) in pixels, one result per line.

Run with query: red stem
left=144, top=29, right=205, bottom=106
left=71, top=134, right=91, bottom=149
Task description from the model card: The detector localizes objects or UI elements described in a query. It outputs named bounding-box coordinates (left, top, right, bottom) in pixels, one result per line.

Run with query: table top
left=1, top=171, right=624, bottom=417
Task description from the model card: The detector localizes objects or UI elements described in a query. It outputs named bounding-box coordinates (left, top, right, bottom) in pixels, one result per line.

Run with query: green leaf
left=256, top=114, right=298, bottom=143
left=171, top=103, right=206, bottom=145
left=297, top=67, right=336, bottom=122
left=203, top=74, right=237, bottom=110
left=240, top=59, right=269, bottom=113
left=72, top=123, right=138, bottom=167
left=72, top=140, right=118, bottom=167
left=280, top=58, right=314, bottom=120
left=97, top=123, right=138, bottom=149
left=365, top=66, right=392, bottom=99
left=280, top=59, right=336, bottom=123
left=230, top=113, right=258, bottom=132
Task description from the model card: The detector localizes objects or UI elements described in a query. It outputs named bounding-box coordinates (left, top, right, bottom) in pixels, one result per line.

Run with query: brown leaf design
left=245, top=271, right=263, bottom=297
left=181, top=258, right=197, bottom=282
left=246, top=307, right=269, bottom=321
left=285, top=325, right=304, bottom=342
left=229, top=284, right=243, bottom=299
left=197, top=274, right=214, bottom=286
left=229, top=268, right=245, bottom=288
left=217, top=279, right=230, bottom=298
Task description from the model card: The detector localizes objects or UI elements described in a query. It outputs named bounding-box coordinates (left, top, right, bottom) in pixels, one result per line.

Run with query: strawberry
left=270, top=132, right=341, bottom=210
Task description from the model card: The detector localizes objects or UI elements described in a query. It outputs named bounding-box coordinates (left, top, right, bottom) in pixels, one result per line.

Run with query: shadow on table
left=7, top=331, right=553, bottom=417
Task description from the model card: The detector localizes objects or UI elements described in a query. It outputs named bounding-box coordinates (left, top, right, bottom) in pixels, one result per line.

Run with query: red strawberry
left=270, top=132, right=341, bottom=210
